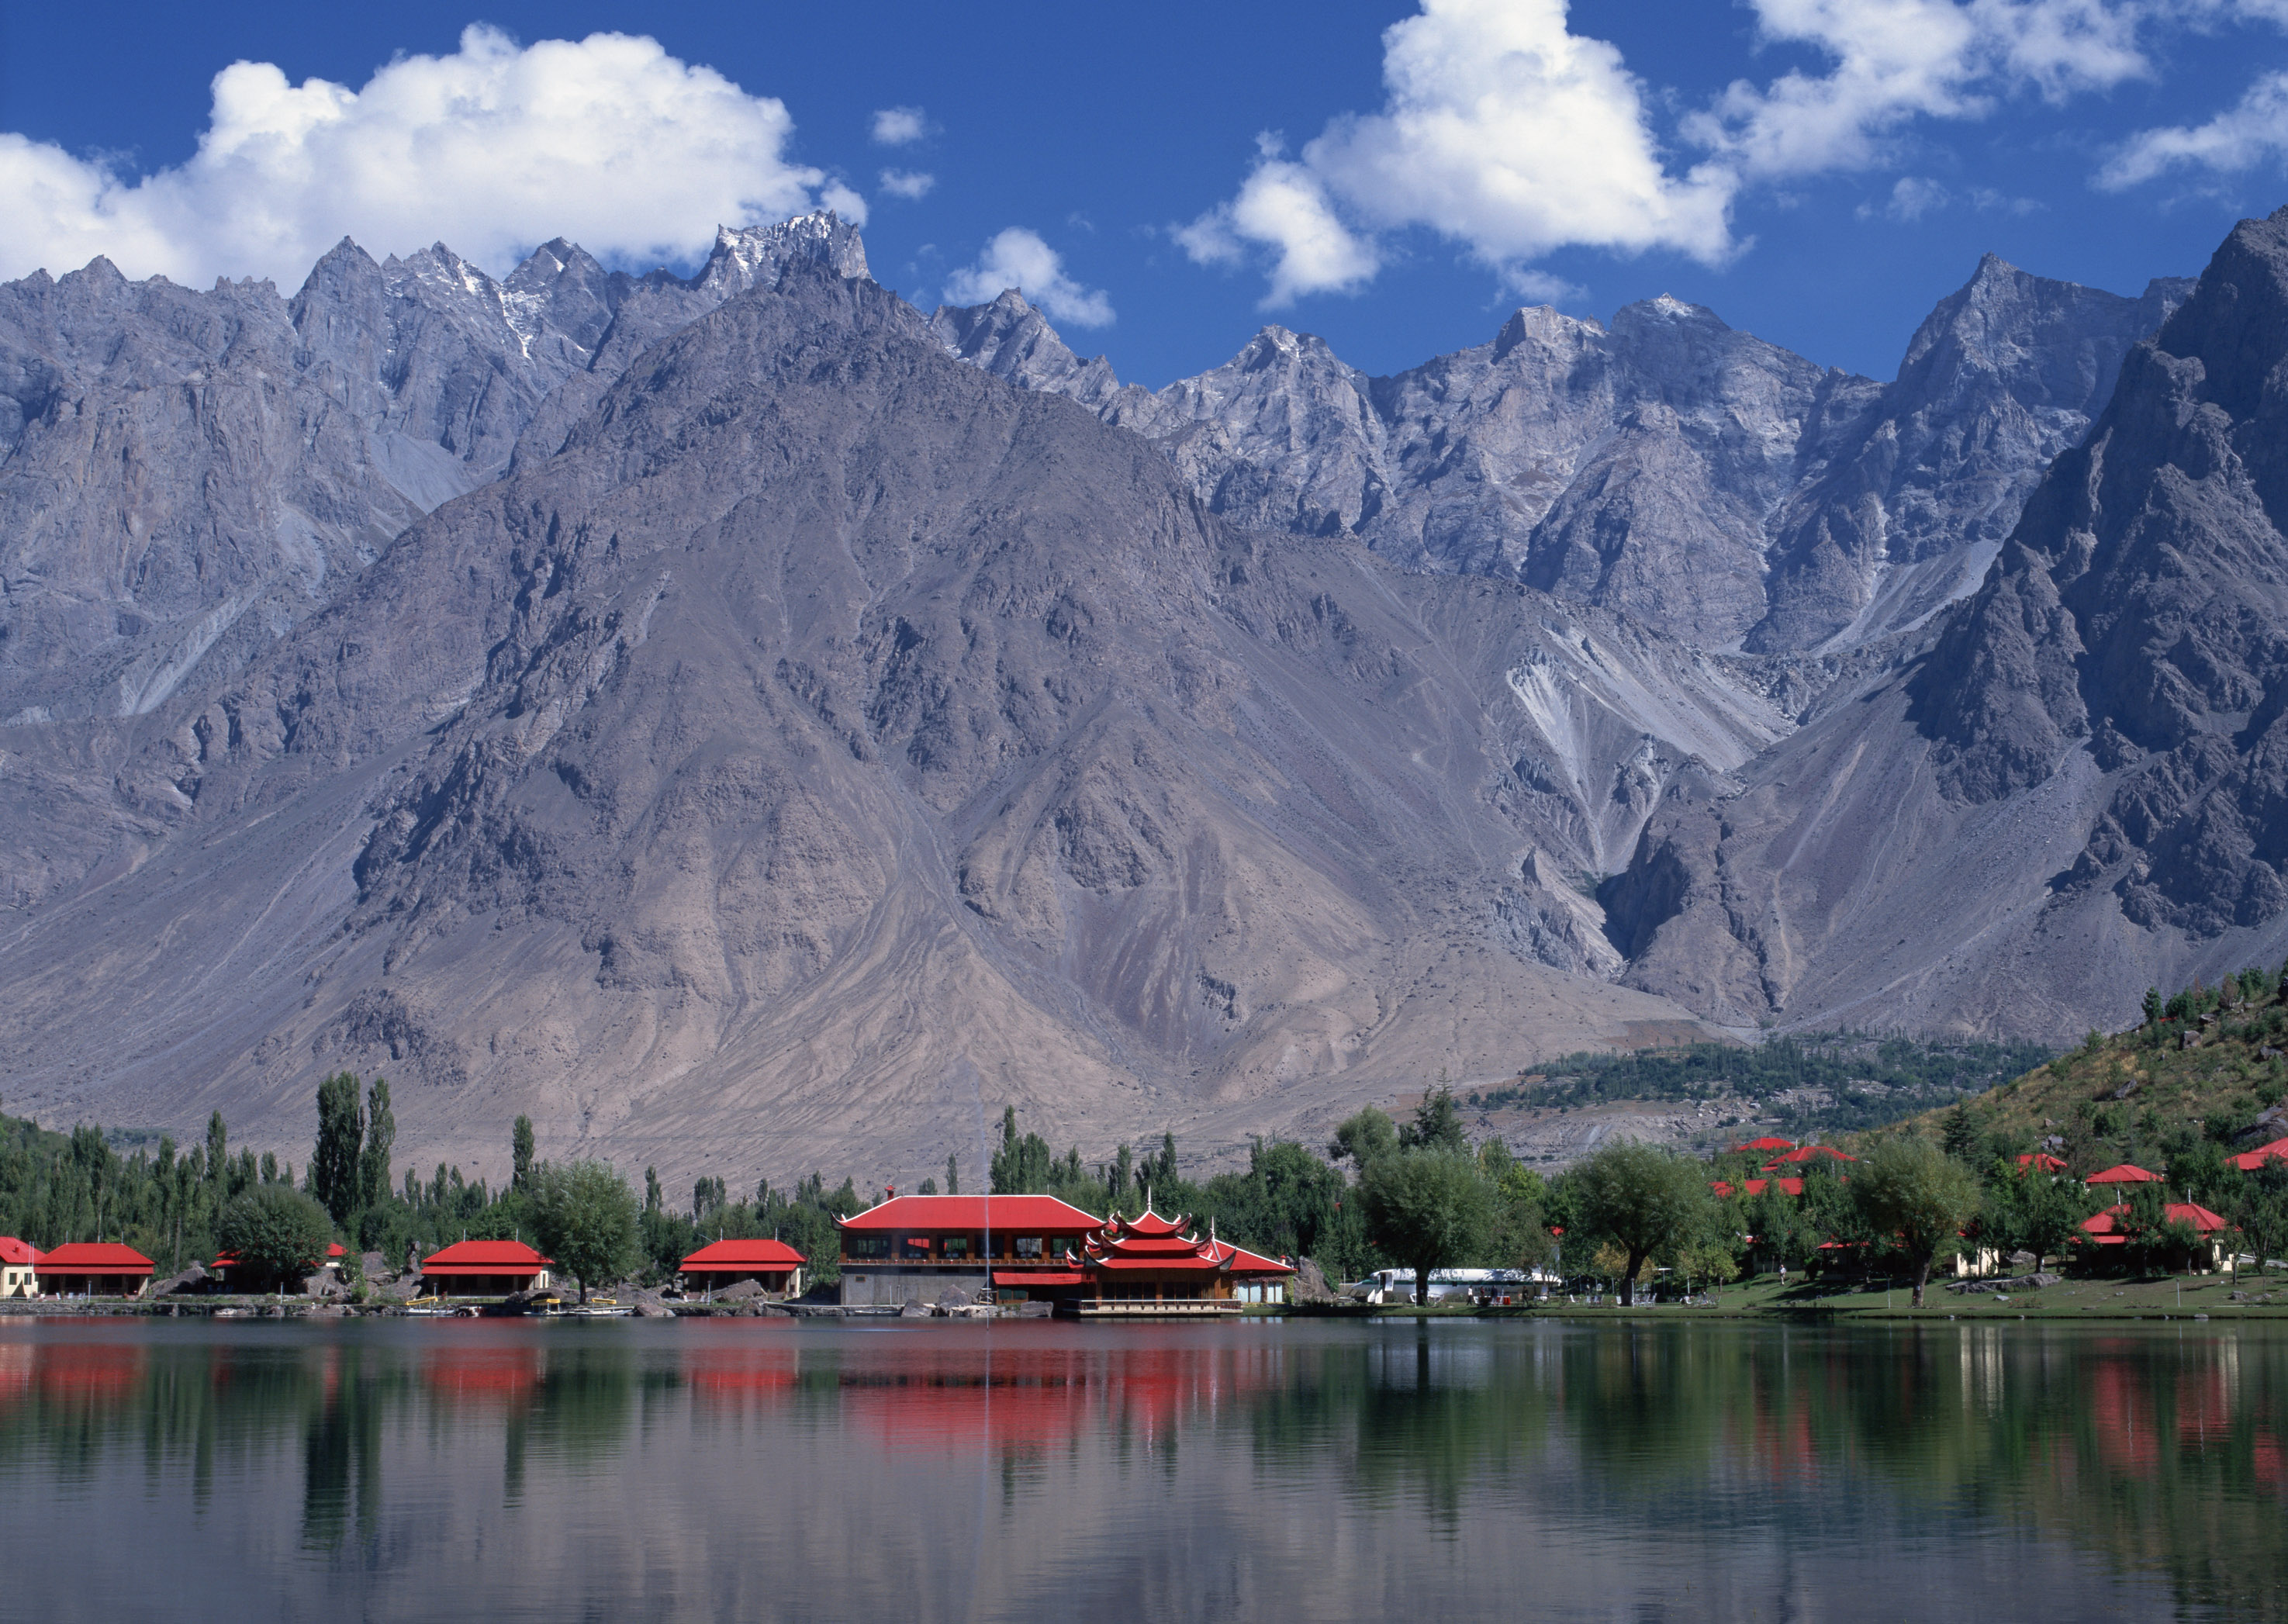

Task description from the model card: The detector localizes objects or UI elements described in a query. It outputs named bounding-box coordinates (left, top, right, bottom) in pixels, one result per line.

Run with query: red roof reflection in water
left=0, top=1341, right=28, bottom=1405
left=681, top=1322, right=799, bottom=1411
left=33, top=1340, right=146, bottom=1403
left=422, top=1334, right=544, bottom=1409
left=842, top=1339, right=1281, bottom=1454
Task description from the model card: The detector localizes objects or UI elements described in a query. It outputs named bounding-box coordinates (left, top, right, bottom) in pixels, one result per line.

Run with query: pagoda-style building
left=1073, top=1204, right=1291, bottom=1317
left=834, top=1192, right=1293, bottom=1315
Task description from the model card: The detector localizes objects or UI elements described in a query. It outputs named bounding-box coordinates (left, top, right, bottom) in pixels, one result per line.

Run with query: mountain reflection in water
left=0, top=1318, right=2279, bottom=1621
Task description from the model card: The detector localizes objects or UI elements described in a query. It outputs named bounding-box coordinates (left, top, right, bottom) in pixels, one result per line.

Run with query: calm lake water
left=0, top=1315, right=2279, bottom=1622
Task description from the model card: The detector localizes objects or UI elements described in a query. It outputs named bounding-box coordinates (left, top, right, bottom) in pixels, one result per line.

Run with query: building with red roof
left=2086, top=1163, right=2162, bottom=1186
left=1710, top=1177, right=1805, bottom=1199
left=1731, top=1137, right=1797, bottom=1153
left=681, top=1238, right=806, bottom=1297
left=0, top=1237, right=40, bottom=1298
left=837, top=1193, right=1107, bottom=1308
left=211, top=1240, right=346, bottom=1291
left=37, top=1242, right=153, bottom=1297
left=2075, top=1201, right=2233, bottom=1269
left=1761, top=1145, right=1857, bottom=1171
left=1071, top=1207, right=1293, bottom=1316
left=2016, top=1152, right=2070, bottom=1174
left=2230, top=1138, right=2288, bottom=1173
left=835, top=1192, right=1291, bottom=1313
left=419, top=1239, right=552, bottom=1297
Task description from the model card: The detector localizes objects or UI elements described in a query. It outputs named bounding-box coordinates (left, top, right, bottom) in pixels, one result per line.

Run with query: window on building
left=1014, top=1237, right=1043, bottom=1258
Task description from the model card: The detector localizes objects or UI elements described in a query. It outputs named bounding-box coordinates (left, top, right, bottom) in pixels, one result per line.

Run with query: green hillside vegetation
left=1467, top=1031, right=2054, bottom=1139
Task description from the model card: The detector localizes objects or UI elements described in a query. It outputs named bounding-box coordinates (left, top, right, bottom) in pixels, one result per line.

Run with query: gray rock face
left=936, top=264, right=2180, bottom=652
left=0, top=251, right=1778, bottom=1183
left=0, top=213, right=867, bottom=733
left=1605, top=207, right=2288, bottom=1038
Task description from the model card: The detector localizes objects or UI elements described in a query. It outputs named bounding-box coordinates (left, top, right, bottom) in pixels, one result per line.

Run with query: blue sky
left=5, top=2, right=2288, bottom=385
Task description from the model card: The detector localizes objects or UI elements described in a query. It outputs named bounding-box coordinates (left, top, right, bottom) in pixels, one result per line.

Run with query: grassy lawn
left=1342, top=1268, right=2288, bottom=1320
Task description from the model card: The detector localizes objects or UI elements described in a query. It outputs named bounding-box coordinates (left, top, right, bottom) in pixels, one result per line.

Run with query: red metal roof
left=994, top=1270, right=1088, bottom=1287
left=2016, top=1153, right=2070, bottom=1173
left=2231, top=1138, right=2288, bottom=1173
left=1732, top=1137, right=1797, bottom=1152
left=682, top=1238, right=805, bottom=1270
left=2086, top=1163, right=2162, bottom=1184
left=0, top=1238, right=38, bottom=1267
left=422, top=1239, right=550, bottom=1274
left=1212, top=1242, right=1293, bottom=1276
left=1761, top=1145, right=1857, bottom=1170
left=38, top=1243, right=152, bottom=1273
left=836, top=1194, right=1104, bottom=1232
left=2079, top=1201, right=2231, bottom=1237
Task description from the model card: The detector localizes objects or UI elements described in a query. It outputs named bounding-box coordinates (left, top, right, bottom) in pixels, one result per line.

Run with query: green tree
left=1853, top=1136, right=1982, bottom=1306
left=358, top=1077, right=395, bottom=1213
left=311, top=1072, right=364, bottom=1226
left=1942, top=1101, right=1979, bottom=1159
left=1327, top=1106, right=1398, bottom=1170
left=1399, top=1081, right=1470, bottom=1156
left=512, top=1116, right=535, bottom=1191
left=1359, top=1149, right=1495, bottom=1304
left=530, top=1160, right=641, bottom=1303
left=990, top=1107, right=1055, bottom=1194
left=205, top=1111, right=228, bottom=1190
left=216, top=1185, right=336, bottom=1293
left=946, top=1154, right=959, bottom=1197
left=1572, top=1141, right=1713, bottom=1306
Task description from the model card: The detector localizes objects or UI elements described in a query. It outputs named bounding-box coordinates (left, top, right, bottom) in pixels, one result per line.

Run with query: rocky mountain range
left=0, top=204, right=2269, bottom=1185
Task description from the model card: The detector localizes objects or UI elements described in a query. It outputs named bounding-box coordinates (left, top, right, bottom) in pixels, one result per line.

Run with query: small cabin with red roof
left=2086, top=1163, right=2162, bottom=1187
left=2016, top=1152, right=2070, bottom=1175
left=2075, top=1200, right=2233, bottom=1270
left=1731, top=1137, right=1797, bottom=1153
left=1761, top=1145, right=1857, bottom=1173
left=420, top=1239, right=551, bottom=1297
left=2230, top=1138, right=2288, bottom=1173
left=211, top=1241, right=347, bottom=1291
left=681, top=1238, right=806, bottom=1297
left=38, top=1242, right=153, bottom=1297
left=0, top=1238, right=40, bottom=1298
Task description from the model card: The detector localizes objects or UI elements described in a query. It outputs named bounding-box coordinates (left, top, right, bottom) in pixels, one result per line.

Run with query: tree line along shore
left=6, top=966, right=2288, bottom=1310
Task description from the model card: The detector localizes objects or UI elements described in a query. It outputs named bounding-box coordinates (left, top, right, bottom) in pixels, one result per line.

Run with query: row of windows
left=842, top=1234, right=1066, bottom=1261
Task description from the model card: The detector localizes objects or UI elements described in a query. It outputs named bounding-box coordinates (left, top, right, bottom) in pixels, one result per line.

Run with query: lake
left=0, top=1315, right=2278, bottom=1621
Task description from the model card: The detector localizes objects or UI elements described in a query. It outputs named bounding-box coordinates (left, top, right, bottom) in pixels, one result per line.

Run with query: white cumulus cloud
left=0, top=26, right=855, bottom=285
left=1180, top=0, right=1733, bottom=304
left=879, top=168, right=936, bottom=200
left=942, top=228, right=1115, bottom=326
left=2100, top=67, right=2288, bottom=187
left=871, top=106, right=929, bottom=146
left=1693, top=0, right=2150, bottom=179
left=1184, top=0, right=2173, bottom=304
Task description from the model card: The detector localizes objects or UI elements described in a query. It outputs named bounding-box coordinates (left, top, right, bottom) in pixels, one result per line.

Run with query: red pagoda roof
left=683, top=1238, right=806, bottom=1270
left=422, top=1239, right=551, bottom=1276
left=38, top=1243, right=152, bottom=1274
left=2230, top=1138, right=2288, bottom=1172
left=1732, top=1137, right=1797, bottom=1152
left=2086, top=1163, right=2162, bottom=1184
left=1074, top=1207, right=1294, bottom=1276
left=0, top=1237, right=40, bottom=1267
left=836, top=1194, right=1104, bottom=1232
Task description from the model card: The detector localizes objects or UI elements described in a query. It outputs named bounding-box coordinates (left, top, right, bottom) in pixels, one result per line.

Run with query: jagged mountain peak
left=696, top=210, right=870, bottom=295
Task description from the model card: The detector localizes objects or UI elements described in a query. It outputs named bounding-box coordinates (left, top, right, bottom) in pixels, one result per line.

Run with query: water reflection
left=0, top=1319, right=2278, bottom=1619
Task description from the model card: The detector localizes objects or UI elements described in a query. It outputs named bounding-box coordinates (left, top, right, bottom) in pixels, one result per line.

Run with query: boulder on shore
left=150, top=1265, right=208, bottom=1297
left=1291, top=1258, right=1339, bottom=1304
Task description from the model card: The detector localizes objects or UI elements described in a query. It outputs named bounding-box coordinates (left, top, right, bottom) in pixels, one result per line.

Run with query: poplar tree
left=311, top=1071, right=365, bottom=1226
